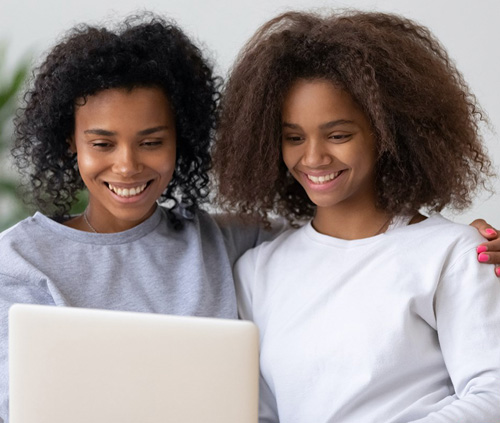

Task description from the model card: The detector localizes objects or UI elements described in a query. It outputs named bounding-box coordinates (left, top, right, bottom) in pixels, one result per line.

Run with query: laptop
left=9, top=304, right=259, bottom=423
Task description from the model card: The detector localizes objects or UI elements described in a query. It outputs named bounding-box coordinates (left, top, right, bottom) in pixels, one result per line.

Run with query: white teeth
left=307, top=171, right=341, bottom=184
left=108, top=183, right=147, bottom=197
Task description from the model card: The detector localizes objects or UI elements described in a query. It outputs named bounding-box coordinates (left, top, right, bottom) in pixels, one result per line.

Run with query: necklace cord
left=83, top=209, right=98, bottom=233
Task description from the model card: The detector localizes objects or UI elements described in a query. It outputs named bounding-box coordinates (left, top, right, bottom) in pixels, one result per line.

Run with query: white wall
left=1, top=0, right=499, bottom=226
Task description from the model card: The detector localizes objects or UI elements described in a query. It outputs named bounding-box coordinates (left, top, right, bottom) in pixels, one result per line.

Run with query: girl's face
left=281, top=79, right=378, bottom=216
left=70, top=87, right=176, bottom=233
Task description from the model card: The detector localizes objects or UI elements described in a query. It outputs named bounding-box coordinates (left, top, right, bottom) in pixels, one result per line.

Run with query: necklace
left=83, top=209, right=98, bottom=233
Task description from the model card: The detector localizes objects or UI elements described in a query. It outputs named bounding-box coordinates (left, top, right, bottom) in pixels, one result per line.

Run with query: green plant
left=0, top=44, right=31, bottom=231
left=0, top=44, right=91, bottom=231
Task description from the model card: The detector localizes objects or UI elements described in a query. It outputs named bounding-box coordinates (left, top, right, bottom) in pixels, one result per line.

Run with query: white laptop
left=9, top=304, right=259, bottom=423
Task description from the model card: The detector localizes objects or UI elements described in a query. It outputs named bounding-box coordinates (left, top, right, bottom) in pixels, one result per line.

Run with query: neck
left=82, top=202, right=157, bottom=233
left=312, top=203, right=392, bottom=240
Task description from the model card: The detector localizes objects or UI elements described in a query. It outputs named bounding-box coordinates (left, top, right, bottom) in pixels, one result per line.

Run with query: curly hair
left=213, top=10, right=493, bottom=226
left=13, top=13, right=220, bottom=226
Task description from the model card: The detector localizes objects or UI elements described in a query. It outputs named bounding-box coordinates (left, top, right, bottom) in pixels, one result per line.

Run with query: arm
left=215, top=214, right=287, bottom=265
left=470, top=219, right=500, bottom=277
left=0, top=272, right=55, bottom=423
left=408, top=246, right=500, bottom=422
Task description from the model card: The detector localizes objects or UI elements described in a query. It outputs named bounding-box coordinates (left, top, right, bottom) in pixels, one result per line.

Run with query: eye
left=140, top=139, right=163, bottom=148
left=283, top=134, right=304, bottom=144
left=91, top=140, right=113, bottom=149
left=328, top=133, right=352, bottom=144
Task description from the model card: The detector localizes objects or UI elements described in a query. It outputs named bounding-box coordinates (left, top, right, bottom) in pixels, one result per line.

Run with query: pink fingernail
left=486, top=228, right=497, bottom=236
left=496, top=267, right=500, bottom=277
left=477, top=245, right=488, bottom=254
left=478, top=253, right=490, bottom=263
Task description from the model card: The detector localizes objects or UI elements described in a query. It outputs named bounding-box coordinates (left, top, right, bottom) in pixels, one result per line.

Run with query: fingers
left=477, top=240, right=500, bottom=277
left=470, top=219, right=499, bottom=240
left=470, top=219, right=500, bottom=276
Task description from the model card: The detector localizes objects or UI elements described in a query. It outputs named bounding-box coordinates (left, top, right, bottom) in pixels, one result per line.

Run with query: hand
left=470, top=219, right=500, bottom=277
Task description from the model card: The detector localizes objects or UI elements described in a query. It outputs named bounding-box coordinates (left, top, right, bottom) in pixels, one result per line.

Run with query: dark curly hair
left=13, top=13, right=221, bottom=227
left=213, top=10, right=493, bottom=226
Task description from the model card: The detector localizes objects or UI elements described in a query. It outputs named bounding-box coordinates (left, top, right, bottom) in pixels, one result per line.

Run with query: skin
left=281, top=78, right=500, bottom=279
left=66, top=87, right=177, bottom=233
left=282, top=79, right=398, bottom=240
left=57, top=82, right=500, bottom=273
left=473, top=221, right=500, bottom=276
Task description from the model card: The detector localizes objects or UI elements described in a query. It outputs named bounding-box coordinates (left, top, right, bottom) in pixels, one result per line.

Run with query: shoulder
left=0, top=219, right=30, bottom=268
left=401, top=214, right=484, bottom=249
left=163, top=207, right=239, bottom=252
left=427, top=215, right=490, bottom=271
left=385, top=214, right=485, bottom=274
left=165, top=206, right=224, bottom=239
left=0, top=214, right=52, bottom=282
left=0, top=214, right=46, bottom=244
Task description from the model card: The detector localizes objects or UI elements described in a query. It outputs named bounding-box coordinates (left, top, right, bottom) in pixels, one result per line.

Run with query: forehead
left=74, top=87, right=174, bottom=127
left=282, top=79, right=363, bottom=121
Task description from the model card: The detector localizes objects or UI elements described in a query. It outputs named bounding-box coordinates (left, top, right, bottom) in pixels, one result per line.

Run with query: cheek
left=154, top=150, right=177, bottom=179
left=76, top=153, right=102, bottom=179
left=351, top=154, right=377, bottom=183
left=360, top=148, right=377, bottom=173
left=344, top=142, right=376, bottom=169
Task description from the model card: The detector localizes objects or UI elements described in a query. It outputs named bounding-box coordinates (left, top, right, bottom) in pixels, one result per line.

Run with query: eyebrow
left=84, top=126, right=169, bottom=136
left=137, top=126, right=169, bottom=136
left=282, top=119, right=355, bottom=130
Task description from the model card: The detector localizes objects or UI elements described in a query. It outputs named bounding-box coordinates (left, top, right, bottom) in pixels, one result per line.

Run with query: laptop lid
left=9, top=304, right=259, bottom=423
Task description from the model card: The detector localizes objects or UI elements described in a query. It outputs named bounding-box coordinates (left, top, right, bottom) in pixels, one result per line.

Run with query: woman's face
left=281, top=79, right=378, bottom=216
left=70, top=86, right=176, bottom=233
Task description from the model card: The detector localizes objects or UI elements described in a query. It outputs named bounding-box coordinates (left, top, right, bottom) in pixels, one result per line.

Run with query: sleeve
left=215, top=214, right=288, bottom=266
left=408, top=246, right=500, bottom=422
left=258, top=373, right=280, bottom=423
left=234, top=250, right=280, bottom=423
left=0, top=272, right=56, bottom=423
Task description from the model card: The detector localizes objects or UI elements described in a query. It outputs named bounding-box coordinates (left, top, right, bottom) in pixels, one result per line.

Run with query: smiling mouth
left=306, top=171, right=343, bottom=184
left=106, top=181, right=151, bottom=198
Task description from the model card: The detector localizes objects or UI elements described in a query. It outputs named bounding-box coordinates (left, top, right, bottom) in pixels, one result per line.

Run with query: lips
left=106, top=182, right=150, bottom=198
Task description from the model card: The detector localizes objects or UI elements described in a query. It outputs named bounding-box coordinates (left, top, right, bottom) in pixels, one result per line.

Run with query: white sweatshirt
left=235, top=214, right=500, bottom=423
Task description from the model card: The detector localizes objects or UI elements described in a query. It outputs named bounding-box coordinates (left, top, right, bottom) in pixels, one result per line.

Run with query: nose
left=302, top=139, right=331, bottom=167
left=112, top=146, right=143, bottom=177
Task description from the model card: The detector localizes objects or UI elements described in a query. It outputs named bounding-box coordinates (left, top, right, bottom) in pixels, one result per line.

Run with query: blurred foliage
left=70, top=189, right=89, bottom=215
left=0, top=44, right=31, bottom=231
left=0, top=43, right=88, bottom=232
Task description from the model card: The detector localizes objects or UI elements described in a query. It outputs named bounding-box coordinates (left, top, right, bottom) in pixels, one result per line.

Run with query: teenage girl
left=214, top=11, right=500, bottom=422
left=0, top=14, right=272, bottom=422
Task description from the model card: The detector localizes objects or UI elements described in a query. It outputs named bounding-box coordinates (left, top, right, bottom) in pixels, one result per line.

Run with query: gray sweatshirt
left=0, top=205, right=276, bottom=422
